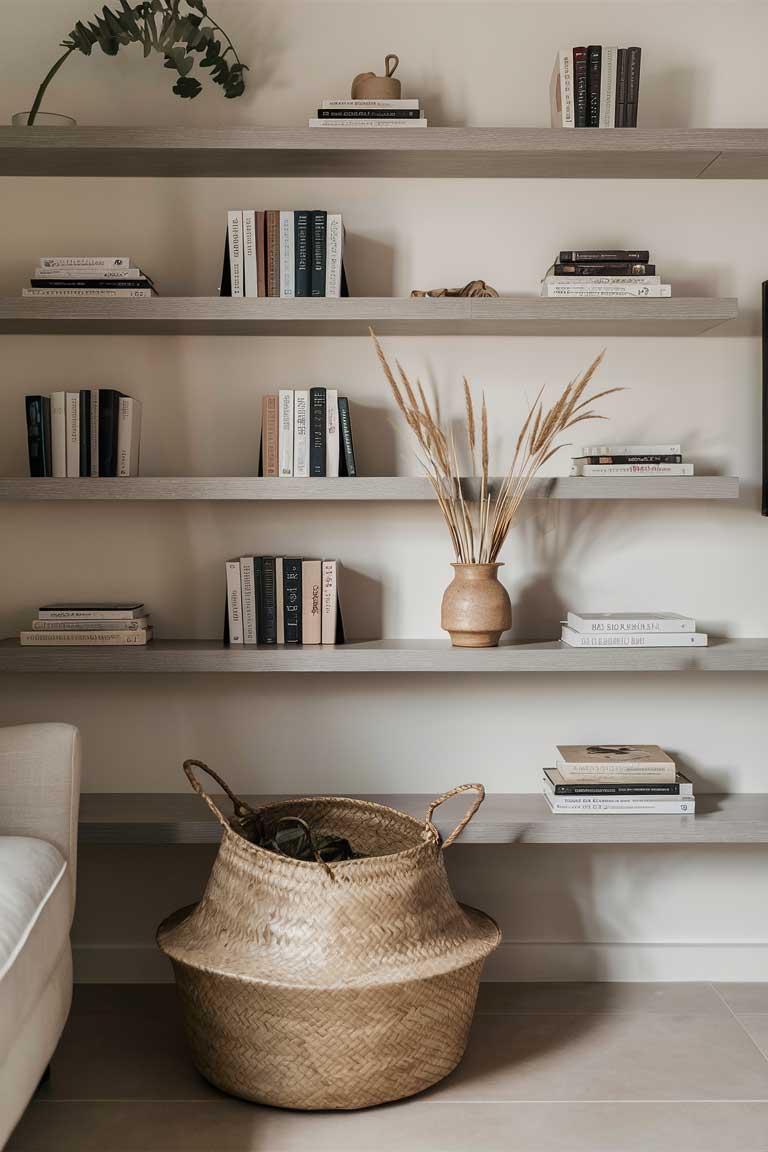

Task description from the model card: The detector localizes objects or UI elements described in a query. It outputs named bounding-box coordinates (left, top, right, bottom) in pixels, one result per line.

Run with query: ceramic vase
left=440, top=563, right=512, bottom=648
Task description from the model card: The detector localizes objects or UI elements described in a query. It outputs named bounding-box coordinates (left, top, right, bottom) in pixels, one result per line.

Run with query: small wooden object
left=411, top=280, right=500, bottom=298
left=351, top=54, right=401, bottom=100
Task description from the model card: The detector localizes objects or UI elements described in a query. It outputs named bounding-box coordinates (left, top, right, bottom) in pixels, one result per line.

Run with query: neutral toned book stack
left=309, top=98, right=427, bottom=128
left=260, top=390, right=356, bottom=478
left=23, top=256, right=156, bottom=299
left=541, top=249, right=671, bottom=298
left=24, top=390, right=142, bottom=478
left=560, top=611, right=708, bottom=648
left=569, top=444, right=693, bottom=479
left=220, top=210, right=346, bottom=298
left=543, top=744, right=695, bottom=815
left=20, top=603, right=153, bottom=646
left=551, top=46, right=641, bottom=128
left=225, top=558, right=343, bottom=646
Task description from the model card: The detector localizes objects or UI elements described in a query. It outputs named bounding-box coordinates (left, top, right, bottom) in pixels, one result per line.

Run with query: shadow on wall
left=340, top=567, right=383, bottom=642
left=344, top=232, right=396, bottom=297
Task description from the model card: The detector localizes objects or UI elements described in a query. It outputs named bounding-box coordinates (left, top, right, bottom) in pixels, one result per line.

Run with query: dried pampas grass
left=372, top=329, right=621, bottom=564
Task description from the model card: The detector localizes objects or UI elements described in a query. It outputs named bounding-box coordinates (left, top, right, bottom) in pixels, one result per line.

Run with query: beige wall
left=1, top=1, right=767, bottom=980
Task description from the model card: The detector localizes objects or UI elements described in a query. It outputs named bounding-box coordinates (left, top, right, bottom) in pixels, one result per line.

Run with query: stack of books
left=260, top=390, right=356, bottom=478
left=221, top=210, right=347, bottom=298
left=225, top=558, right=343, bottom=646
left=570, top=442, right=692, bottom=478
left=309, top=98, right=426, bottom=128
left=24, top=390, right=142, bottom=478
left=560, top=611, right=708, bottom=649
left=20, top=602, right=153, bottom=647
left=551, top=46, right=641, bottom=128
left=541, top=250, right=670, bottom=298
left=543, top=745, right=695, bottom=815
left=23, top=256, right=156, bottom=299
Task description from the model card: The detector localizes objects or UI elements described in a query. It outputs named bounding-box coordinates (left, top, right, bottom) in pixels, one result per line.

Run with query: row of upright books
left=570, top=442, right=693, bottom=478
left=225, top=558, right=343, bottom=646
left=309, top=98, right=427, bottom=128
left=260, top=390, right=357, bottom=478
left=25, top=390, right=142, bottom=478
left=221, top=210, right=347, bottom=298
left=543, top=745, right=695, bottom=815
left=551, top=45, right=642, bottom=128
left=23, top=256, right=156, bottom=299
left=542, top=249, right=670, bottom=298
left=20, top=602, right=153, bottom=646
left=560, top=612, right=708, bottom=648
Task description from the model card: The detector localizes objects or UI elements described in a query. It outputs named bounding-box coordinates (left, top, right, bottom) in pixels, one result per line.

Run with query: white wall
left=1, top=0, right=767, bottom=981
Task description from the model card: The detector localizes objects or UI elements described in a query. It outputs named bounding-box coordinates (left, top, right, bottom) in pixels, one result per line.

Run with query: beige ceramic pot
left=440, top=563, right=512, bottom=648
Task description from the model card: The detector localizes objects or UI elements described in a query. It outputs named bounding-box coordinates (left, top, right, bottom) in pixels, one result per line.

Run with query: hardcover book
left=65, top=392, right=80, bottom=478
left=117, top=397, right=142, bottom=477
left=226, top=210, right=244, bottom=298
left=309, top=387, right=327, bottom=476
left=283, top=557, right=302, bottom=643
left=260, top=395, right=279, bottom=477
left=301, top=560, right=322, bottom=644
left=78, top=390, right=91, bottom=477
left=38, top=602, right=146, bottom=619
left=573, top=47, right=588, bottom=127
left=294, top=211, right=311, bottom=297
left=275, top=557, right=285, bottom=644
left=50, top=391, right=66, bottom=478
left=20, top=629, right=153, bottom=646
left=259, top=556, right=278, bottom=644
left=586, top=45, right=601, bottom=127
left=544, top=767, right=693, bottom=796
left=338, top=397, right=357, bottom=476
left=25, top=395, right=51, bottom=477
left=278, top=389, right=294, bottom=477
left=566, top=611, right=696, bottom=633
left=279, top=210, right=295, bottom=297
left=293, top=390, right=310, bottom=477
left=240, top=556, right=258, bottom=644
left=561, top=625, right=707, bottom=648
left=242, top=209, right=258, bottom=298
left=326, top=389, right=340, bottom=477
left=598, top=46, right=618, bottom=127
left=555, top=744, right=677, bottom=784
left=97, top=389, right=123, bottom=478
left=225, top=561, right=243, bottom=644
left=310, top=211, right=327, bottom=296
left=266, top=210, right=280, bottom=296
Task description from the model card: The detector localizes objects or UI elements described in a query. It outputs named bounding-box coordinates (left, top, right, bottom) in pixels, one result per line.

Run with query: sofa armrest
left=0, top=723, right=81, bottom=911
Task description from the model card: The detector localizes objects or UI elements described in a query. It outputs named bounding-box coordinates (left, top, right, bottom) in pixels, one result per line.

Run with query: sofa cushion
left=0, top=837, right=70, bottom=1066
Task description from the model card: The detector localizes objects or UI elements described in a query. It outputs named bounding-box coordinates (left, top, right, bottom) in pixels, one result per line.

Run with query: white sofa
left=0, top=724, right=80, bottom=1148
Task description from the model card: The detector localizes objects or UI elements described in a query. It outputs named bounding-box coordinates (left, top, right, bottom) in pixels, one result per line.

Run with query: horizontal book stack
left=25, top=390, right=142, bottom=478
left=560, top=611, right=708, bottom=648
left=570, top=442, right=692, bottom=478
left=23, top=256, right=156, bottom=299
left=225, top=558, right=344, bottom=646
left=541, top=250, right=670, bottom=298
left=309, top=98, right=426, bottom=128
left=543, top=745, right=695, bottom=815
left=20, top=602, right=153, bottom=646
left=551, top=45, right=641, bottom=128
left=260, top=390, right=356, bottom=478
left=221, top=210, right=347, bottom=298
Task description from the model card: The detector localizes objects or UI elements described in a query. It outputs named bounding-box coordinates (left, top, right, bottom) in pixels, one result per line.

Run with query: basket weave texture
left=157, top=763, right=500, bottom=1110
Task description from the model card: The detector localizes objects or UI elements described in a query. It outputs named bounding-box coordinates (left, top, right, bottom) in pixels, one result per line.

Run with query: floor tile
left=736, top=1016, right=768, bottom=1061
left=477, top=981, right=727, bottom=1015
left=714, top=984, right=768, bottom=1014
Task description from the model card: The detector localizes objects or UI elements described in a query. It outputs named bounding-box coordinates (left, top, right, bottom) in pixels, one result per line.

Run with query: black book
left=625, top=46, right=641, bottom=127
left=316, top=108, right=421, bottom=119
left=554, top=262, right=655, bottom=276
left=78, top=390, right=91, bottom=477
left=310, top=211, right=327, bottom=297
left=283, top=558, right=303, bottom=644
left=615, top=48, right=628, bottom=127
left=97, top=389, right=122, bottom=477
left=546, top=774, right=691, bottom=797
left=575, top=454, right=682, bottom=465
left=219, top=231, right=232, bottom=297
left=586, top=45, right=601, bottom=127
left=573, top=46, right=588, bottom=127
left=309, top=387, right=326, bottom=476
left=258, top=557, right=277, bottom=645
left=25, top=395, right=51, bottom=477
left=559, top=250, right=650, bottom=263
left=294, top=211, right=311, bottom=297
left=338, top=397, right=357, bottom=477
left=30, top=279, right=154, bottom=290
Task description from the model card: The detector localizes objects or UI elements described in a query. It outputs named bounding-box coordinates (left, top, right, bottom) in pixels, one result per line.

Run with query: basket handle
left=425, top=783, right=485, bottom=847
left=183, top=759, right=250, bottom=831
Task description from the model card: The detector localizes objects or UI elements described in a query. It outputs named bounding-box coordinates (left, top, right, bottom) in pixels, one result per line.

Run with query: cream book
left=20, top=628, right=153, bottom=645
left=556, top=744, right=676, bottom=784
left=301, top=560, right=322, bottom=644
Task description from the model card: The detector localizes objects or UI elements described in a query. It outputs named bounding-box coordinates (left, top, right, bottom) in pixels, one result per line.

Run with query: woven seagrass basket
left=157, top=761, right=500, bottom=1111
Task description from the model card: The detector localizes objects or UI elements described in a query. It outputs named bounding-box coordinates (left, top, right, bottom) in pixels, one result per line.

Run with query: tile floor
left=8, top=983, right=768, bottom=1151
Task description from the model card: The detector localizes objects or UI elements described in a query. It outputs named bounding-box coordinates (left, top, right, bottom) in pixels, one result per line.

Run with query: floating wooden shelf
left=77, top=792, right=768, bottom=846
left=0, top=476, right=739, bottom=502
left=1, top=637, right=765, bottom=673
left=2, top=127, right=768, bottom=180
left=0, top=296, right=738, bottom=337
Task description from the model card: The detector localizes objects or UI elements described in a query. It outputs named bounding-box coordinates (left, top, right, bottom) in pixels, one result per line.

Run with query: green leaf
left=172, top=73, right=202, bottom=97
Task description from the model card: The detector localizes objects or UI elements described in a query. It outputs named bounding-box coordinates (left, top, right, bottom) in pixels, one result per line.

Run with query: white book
left=227, top=210, right=243, bottom=298
left=242, top=210, right=258, bottom=298
left=276, top=557, right=285, bottom=644
left=117, top=397, right=142, bottom=477
left=584, top=443, right=681, bottom=456
left=39, top=257, right=130, bottom=269
left=542, top=284, right=671, bottom=298
left=321, top=99, right=420, bottom=109
left=326, top=215, right=344, bottom=298
left=550, top=49, right=574, bottom=128
left=279, top=211, right=295, bottom=297
left=308, top=118, right=427, bottom=127
left=65, top=392, right=80, bottom=477
left=293, top=390, right=310, bottom=477
left=543, top=792, right=695, bottom=816
left=599, top=46, right=618, bottom=127
left=32, top=616, right=151, bottom=632
left=302, top=560, right=322, bottom=644
left=321, top=560, right=338, bottom=644
left=239, top=557, right=258, bottom=644
left=572, top=463, right=693, bottom=476
left=33, top=267, right=147, bottom=279
left=23, top=288, right=153, bottom=298
left=279, top=389, right=294, bottom=476
left=225, top=560, right=243, bottom=644
left=561, top=625, right=708, bottom=648
left=566, top=612, right=696, bottom=634
left=545, top=275, right=661, bottom=285
left=325, top=389, right=339, bottom=476
left=20, top=629, right=153, bottom=646
left=89, top=390, right=99, bottom=476
left=48, top=392, right=66, bottom=478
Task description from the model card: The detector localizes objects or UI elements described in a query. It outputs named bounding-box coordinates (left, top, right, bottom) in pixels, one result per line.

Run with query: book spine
left=39, top=257, right=130, bottom=269
left=321, top=99, right=421, bottom=108
left=65, top=392, right=80, bottom=478
left=573, top=463, right=693, bottom=476
left=625, top=47, right=642, bottom=126
left=38, top=608, right=144, bottom=620
left=325, top=214, right=344, bottom=298
left=325, top=389, right=340, bottom=476
left=32, top=617, right=149, bottom=631
left=50, top=391, right=66, bottom=477
left=259, top=557, right=277, bottom=644
left=78, top=390, right=91, bottom=477
left=545, top=796, right=695, bottom=815
left=294, top=211, right=311, bottom=297
left=555, top=263, right=655, bottom=276
left=117, top=396, right=141, bottom=477
left=308, top=118, right=427, bottom=127
left=266, top=210, right=280, bottom=296
left=242, top=210, right=258, bottom=297
left=30, top=279, right=153, bottom=289
left=558, top=250, right=650, bottom=263
left=225, top=561, right=244, bottom=644
left=255, top=211, right=266, bottom=297
left=20, top=629, right=153, bottom=645
left=549, top=781, right=692, bottom=796
left=310, top=211, right=327, bottom=296
left=337, top=397, right=357, bottom=476
left=573, top=47, right=588, bottom=127
left=22, top=288, right=154, bottom=298
left=301, top=560, right=322, bottom=644
left=283, top=558, right=303, bottom=643
left=554, top=49, right=574, bottom=128
left=25, top=396, right=49, bottom=477
left=317, top=108, right=422, bottom=118
left=586, top=45, right=601, bottom=127
left=547, top=275, right=660, bottom=285
left=226, top=210, right=243, bottom=298
left=239, top=556, right=258, bottom=644
left=615, top=48, right=628, bottom=127
left=321, top=560, right=338, bottom=644
left=566, top=614, right=695, bottom=632
left=584, top=443, right=681, bottom=455
left=279, top=389, right=294, bottom=477
left=279, top=211, right=295, bottom=297
left=574, top=454, right=683, bottom=465
left=98, top=390, right=121, bottom=477
left=561, top=626, right=708, bottom=647
left=33, top=267, right=147, bottom=280
left=309, top=388, right=327, bottom=476
left=89, top=390, right=99, bottom=476
left=261, top=395, right=279, bottom=477
left=599, top=46, right=617, bottom=127
left=293, top=390, right=310, bottom=477
left=275, top=557, right=285, bottom=644
left=543, top=285, right=669, bottom=298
